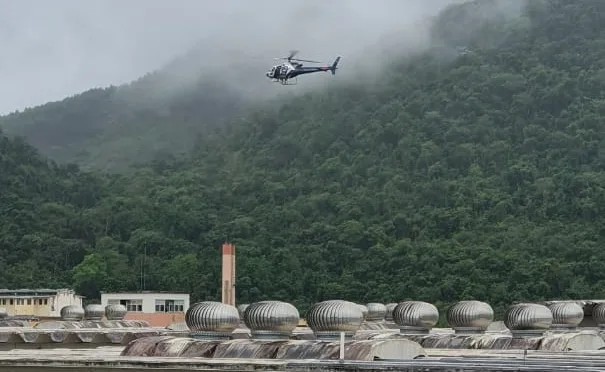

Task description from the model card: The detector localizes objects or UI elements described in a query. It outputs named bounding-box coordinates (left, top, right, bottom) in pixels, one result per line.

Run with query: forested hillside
left=0, top=61, right=254, bottom=171
left=0, top=128, right=103, bottom=287
left=3, top=0, right=605, bottom=322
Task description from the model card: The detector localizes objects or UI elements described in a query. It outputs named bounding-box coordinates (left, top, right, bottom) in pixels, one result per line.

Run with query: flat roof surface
left=3, top=347, right=605, bottom=371
left=3, top=346, right=124, bottom=358
left=0, top=289, right=72, bottom=294
left=100, top=291, right=189, bottom=295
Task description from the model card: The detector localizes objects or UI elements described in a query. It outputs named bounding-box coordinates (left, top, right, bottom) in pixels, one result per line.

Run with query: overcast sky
left=0, top=0, right=460, bottom=115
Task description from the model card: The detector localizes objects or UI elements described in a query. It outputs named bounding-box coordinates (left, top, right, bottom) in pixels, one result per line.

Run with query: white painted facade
left=100, top=292, right=190, bottom=313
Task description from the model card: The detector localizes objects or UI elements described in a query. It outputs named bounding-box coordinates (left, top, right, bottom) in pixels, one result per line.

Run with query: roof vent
left=244, top=301, right=299, bottom=340
left=447, top=300, right=494, bottom=334
left=504, top=303, right=552, bottom=338
left=393, top=301, right=439, bottom=335
left=385, top=303, right=397, bottom=322
left=366, top=303, right=387, bottom=322
left=105, top=304, right=127, bottom=321
left=185, top=301, right=239, bottom=340
left=60, top=305, right=84, bottom=321
left=547, top=302, right=583, bottom=331
left=237, top=304, right=249, bottom=320
left=306, top=300, right=363, bottom=341
left=593, top=302, right=605, bottom=328
left=357, top=304, right=368, bottom=321
left=84, top=304, right=105, bottom=321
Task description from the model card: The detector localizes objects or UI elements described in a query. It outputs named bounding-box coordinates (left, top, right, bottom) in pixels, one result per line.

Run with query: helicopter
left=266, top=50, right=341, bottom=85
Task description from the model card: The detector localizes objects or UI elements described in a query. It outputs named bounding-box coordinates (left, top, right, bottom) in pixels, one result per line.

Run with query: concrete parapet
left=0, top=320, right=28, bottom=328
left=9, top=349, right=605, bottom=372
left=214, top=339, right=286, bottom=358
left=121, top=336, right=427, bottom=360
left=278, top=338, right=425, bottom=360
left=7, top=344, right=605, bottom=372
left=33, top=320, right=150, bottom=329
left=0, top=328, right=188, bottom=350
left=541, top=331, right=605, bottom=350
left=126, top=326, right=605, bottom=353
left=339, top=324, right=605, bottom=351
left=380, top=330, right=605, bottom=351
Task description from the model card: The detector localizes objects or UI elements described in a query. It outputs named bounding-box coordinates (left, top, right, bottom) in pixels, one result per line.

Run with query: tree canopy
left=1, top=0, right=605, bottom=322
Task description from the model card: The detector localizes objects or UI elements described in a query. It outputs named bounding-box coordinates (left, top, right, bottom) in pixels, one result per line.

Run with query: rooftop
left=0, top=289, right=77, bottom=296
left=3, top=346, right=605, bottom=372
left=0, top=297, right=604, bottom=371
left=100, top=291, right=189, bottom=295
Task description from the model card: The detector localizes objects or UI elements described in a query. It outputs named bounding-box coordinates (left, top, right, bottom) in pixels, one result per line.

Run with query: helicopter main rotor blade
left=290, top=58, right=322, bottom=63
left=273, top=51, right=321, bottom=63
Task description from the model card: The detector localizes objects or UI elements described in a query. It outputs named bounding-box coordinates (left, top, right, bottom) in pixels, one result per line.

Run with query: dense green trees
left=2, top=0, right=605, bottom=322
left=0, top=75, right=252, bottom=171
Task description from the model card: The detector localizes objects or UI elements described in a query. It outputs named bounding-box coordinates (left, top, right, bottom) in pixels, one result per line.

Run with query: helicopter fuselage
left=266, top=57, right=340, bottom=85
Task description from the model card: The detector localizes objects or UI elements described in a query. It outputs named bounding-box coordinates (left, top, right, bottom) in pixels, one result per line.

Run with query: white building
left=100, top=291, right=190, bottom=313
left=0, top=288, right=83, bottom=318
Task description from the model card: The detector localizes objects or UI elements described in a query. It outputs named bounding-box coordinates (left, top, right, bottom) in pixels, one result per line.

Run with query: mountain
left=4, top=0, right=605, bottom=319
left=0, top=48, right=259, bottom=171
left=0, top=127, right=101, bottom=288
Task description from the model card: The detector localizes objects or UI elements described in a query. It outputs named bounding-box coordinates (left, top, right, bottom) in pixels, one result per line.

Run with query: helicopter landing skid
left=275, top=77, right=298, bottom=85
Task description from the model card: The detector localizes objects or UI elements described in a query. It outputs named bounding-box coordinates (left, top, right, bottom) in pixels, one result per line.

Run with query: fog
left=0, top=0, right=465, bottom=115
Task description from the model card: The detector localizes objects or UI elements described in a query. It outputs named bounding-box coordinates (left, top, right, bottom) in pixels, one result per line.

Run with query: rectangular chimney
left=221, top=243, right=236, bottom=306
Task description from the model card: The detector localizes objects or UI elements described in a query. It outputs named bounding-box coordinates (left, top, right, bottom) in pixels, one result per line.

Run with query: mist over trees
left=1, top=0, right=605, bottom=321
left=0, top=0, right=456, bottom=171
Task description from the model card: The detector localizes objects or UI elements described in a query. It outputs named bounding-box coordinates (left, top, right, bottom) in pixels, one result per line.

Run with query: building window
left=155, top=299, right=185, bottom=312
left=9, top=299, right=13, bottom=305
left=44, top=299, right=48, bottom=305
left=27, top=299, right=31, bottom=305
left=118, top=299, right=142, bottom=312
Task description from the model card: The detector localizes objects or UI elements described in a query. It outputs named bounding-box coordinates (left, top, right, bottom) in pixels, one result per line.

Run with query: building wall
left=0, top=289, right=82, bottom=317
left=100, top=292, right=190, bottom=313
left=0, top=297, right=49, bottom=317
left=51, top=290, right=83, bottom=317
left=123, top=311, right=186, bottom=327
